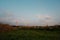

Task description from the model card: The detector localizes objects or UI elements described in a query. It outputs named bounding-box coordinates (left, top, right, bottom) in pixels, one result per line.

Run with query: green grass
left=0, top=30, right=60, bottom=40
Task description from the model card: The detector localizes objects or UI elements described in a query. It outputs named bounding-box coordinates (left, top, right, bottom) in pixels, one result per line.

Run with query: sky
left=0, top=0, right=60, bottom=26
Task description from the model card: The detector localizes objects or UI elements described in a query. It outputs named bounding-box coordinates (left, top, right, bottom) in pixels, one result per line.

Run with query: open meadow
left=0, top=29, right=60, bottom=40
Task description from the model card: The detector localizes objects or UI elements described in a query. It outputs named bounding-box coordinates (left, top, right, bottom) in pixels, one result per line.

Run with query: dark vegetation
left=0, top=23, right=60, bottom=31
left=0, top=23, right=60, bottom=40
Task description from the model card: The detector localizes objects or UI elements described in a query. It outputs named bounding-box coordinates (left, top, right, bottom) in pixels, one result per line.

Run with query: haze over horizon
left=0, top=0, right=60, bottom=26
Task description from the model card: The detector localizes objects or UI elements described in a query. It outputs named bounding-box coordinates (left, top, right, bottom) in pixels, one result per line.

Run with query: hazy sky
left=0, top=0, right=60, bottom=26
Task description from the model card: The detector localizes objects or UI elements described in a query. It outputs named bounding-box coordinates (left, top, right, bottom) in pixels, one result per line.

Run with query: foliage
left=0, top=30, right=60, bottom=40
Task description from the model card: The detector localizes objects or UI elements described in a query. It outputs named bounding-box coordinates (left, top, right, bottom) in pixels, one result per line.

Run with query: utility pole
left=16, top=20, right=18, bottom=26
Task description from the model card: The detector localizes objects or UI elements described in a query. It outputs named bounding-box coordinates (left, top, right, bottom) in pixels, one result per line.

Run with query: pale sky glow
left=0, top=0, right=60, bottom=26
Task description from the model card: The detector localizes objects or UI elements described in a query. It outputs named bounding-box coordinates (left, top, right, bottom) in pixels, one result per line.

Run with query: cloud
left=36, top=14, right=52, bottom=20
left=0, top=9, right=15, bottom=24
left=0, top=9, right=14, bottom=18
left=0, top=9, right=59, bottom=26
left=35, top=14, right=56, bottom=26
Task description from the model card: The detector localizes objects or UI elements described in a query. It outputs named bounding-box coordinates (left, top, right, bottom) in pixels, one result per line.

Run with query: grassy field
left=0, top=29, right=60, bottom=40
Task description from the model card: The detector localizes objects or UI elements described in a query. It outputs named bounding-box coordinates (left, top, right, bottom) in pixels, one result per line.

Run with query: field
left=0, top=29, right=60, bottom=40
